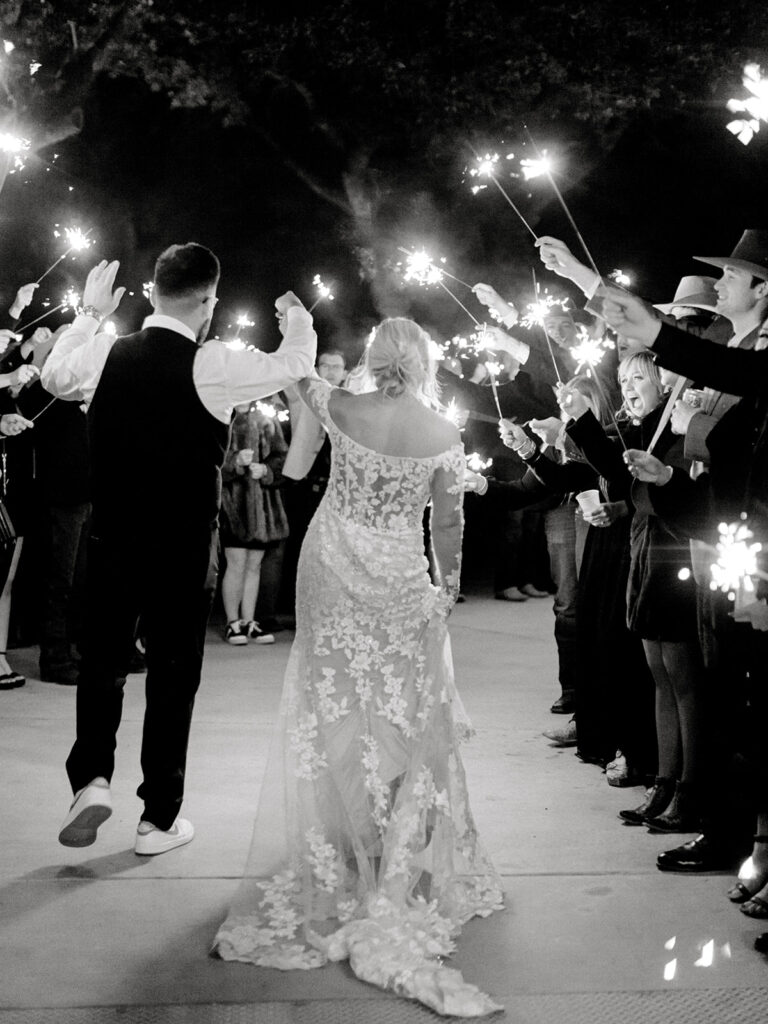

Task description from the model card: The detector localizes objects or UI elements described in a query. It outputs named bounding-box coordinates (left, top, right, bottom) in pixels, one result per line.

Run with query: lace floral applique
left=288, top=712, right=328, bottom=780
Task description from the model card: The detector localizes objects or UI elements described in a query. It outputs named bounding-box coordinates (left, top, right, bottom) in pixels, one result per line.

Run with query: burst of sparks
left=401, top=249, right=444, bottom=286
left=521, top=293, right=569, bottom=329
left=569, top=332, right=607, bottom=372
left=52, top=225, right=92, bottom=252
left=443, top=398, right=463, bottom=427
left=470, top=152, right=501, bottom=179
left=102, top=320, right=117, bottom=336
left=236, top=313, right=255, bottom=329
left=710, top=520, right=763, bottom=595
left=0, top=131, right=30, bottom=173
left=62, top=288, right=81, bottom=311
left=223, top=338, right=246, bottom=351
left=428, top=338, right=447, bottom=361
left=520, top=155, right=553, bottom=180
left=484, top=360, right=503, bottom=378
left=610, top=269, right=632, bottom=287
left=3, top=39, right=15, bottom=54
left=255, top=400, right=290, bottom=422
left=312, top=274, right=334, bottom=302
left=142, top=281, right=154, bottom=300
left=726, top=63, right=768, bottom=144
left=466, top=451, right=493, bottom=472
left=29, top=61, right=41, bottom=75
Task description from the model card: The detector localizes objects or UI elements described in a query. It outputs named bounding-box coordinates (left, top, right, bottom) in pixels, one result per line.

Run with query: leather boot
left=619, top=776, right=675, bottom=825
left=645, top=781, right=702, bottom=834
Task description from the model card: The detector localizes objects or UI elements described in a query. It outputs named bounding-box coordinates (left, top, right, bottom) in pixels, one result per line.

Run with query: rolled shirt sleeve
left=195, top=306, right=318, bottom=422
left=40, top=315, right=116, bottom=403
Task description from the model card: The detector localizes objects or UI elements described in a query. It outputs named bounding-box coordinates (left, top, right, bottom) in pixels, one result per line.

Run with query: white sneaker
left=58, top=777, right=112, bottom=847
left=134, top=817, right=194, bottom=856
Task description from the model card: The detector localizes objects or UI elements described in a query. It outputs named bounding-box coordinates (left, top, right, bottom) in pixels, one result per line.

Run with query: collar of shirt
left=142, top=313, right=197, bottom=344
left=727, top=325, right=755, bottom=348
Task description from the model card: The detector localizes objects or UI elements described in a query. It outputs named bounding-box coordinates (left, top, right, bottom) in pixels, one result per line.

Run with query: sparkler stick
left=15, top=303, right=66, bottom=332
left=522, top=126, right=601, bottom=279
left=32, top=396, right=58, bottom=421
left=396, top=247, right=473, bottom=290
left=647, top=377, right=688, bottom=454
left=36, top=226, right=93, bottom=285
left=437, top=280, right=482, bottom=326
left=470, top=152, right=538, bottom=240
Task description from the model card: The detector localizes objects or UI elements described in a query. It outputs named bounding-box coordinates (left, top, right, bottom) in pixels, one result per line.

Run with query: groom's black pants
left=66, top=527, right=218, bottom=830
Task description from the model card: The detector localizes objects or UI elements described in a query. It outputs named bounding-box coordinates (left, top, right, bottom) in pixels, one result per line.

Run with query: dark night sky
left=1, top=63, right=767, bottom=365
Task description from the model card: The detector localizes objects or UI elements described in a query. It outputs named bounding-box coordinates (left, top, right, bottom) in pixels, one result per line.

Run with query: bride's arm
left=429, top=445, right=464, bottom=609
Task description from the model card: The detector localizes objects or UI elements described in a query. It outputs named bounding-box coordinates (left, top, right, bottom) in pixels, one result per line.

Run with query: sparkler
left=307, top=274, right=335, bottom=313
left=710, top=520, right=766, bottom=597
left=142, top=281, right=154, bottom=301
left=397, top=248, right=473, bottom=290
left=468, top=152, right=538, bottom=241
left=466, top=452, right=493, bottom=473
left=726, top=63, right=768, bottom=144
left=15, top=286, right=82, bottom=333
left=647, top=376, right=688, bottom=455
left=529, top=268, right=564, bottom=386
left=254, top=400, right=290, bottom=422
left=36, top=226, right=93, bottom=285
left=482, top=354, right=504, bottom=419
left=519, top=155, right=553, bottom=180
left=0, top=131, right=30, bottom=174
left=233, top=312, right=255, bottom=338
left=569, top=332, right=607, bottom=374
left=522, top=126, right=601, bottom=278
left=610, top=269, right=632, bottom=288
left=443, top=397, right=464, bottom=428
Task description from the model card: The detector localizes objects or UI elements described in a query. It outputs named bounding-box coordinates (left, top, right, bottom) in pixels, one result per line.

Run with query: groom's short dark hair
left=154, top=243, right=220, bottom=298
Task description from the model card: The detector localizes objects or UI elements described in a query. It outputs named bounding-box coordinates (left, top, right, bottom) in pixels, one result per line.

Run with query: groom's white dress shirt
left=41, top=308, right=316, bottom=423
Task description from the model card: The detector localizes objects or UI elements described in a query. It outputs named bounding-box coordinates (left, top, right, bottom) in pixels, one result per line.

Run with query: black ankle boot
left=645, top=781, right=702, bottom=834
left=619, top=776, right=675, bottom=825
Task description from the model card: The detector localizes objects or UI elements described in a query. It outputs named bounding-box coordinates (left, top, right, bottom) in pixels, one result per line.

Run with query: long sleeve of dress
left=652, top=322, right=768, bottom=397
left=566, top=411, right=631, bottom=500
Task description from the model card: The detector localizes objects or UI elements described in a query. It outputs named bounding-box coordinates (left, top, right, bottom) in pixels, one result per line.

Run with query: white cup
left=575, top=489, right=601, bottom=514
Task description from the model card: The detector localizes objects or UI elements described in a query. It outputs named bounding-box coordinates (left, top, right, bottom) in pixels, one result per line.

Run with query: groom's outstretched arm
left=197, top=295, right=317, bottom=419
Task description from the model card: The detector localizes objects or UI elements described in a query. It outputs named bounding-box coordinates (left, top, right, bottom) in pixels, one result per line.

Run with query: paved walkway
left=1, top=594, right=767, bottom=1023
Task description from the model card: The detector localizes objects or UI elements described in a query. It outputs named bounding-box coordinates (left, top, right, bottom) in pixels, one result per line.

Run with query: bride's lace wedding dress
left=214, top=378, right=503, bottom=1016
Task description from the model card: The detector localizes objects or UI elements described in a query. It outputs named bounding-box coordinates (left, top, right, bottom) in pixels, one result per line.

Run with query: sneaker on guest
left=225, top=620, right=248, bottom=646
left=606, top=752, right=638, bottom=787
left=58, top=777, right=112, bottom=847
left=494, top=586, right=528, bottom=602
left=245, top=620, right=275, bottom=645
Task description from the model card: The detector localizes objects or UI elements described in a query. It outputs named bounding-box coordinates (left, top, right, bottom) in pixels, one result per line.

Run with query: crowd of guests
left=460, top=229, right=768, bottom=942
left=2, top=226, right=767, bottom=946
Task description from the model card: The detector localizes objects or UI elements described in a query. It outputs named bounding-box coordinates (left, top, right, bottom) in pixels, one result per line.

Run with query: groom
left=42, top=245, right=316, bottom=855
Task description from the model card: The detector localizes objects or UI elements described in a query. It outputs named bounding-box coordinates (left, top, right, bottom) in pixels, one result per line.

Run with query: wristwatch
left=80, top=305, right=103, bottom=321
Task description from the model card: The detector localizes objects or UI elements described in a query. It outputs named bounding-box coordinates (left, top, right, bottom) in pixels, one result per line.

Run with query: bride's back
left=329, top=390, right=458, bottom=459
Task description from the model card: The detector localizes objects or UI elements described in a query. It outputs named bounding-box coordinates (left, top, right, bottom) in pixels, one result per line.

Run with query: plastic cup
left=575, top=489, right=601, bottom=514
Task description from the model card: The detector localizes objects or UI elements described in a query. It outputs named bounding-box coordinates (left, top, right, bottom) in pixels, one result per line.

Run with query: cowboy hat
left=694, top=229, right=768, bottom=281
left=653, top=275, right=719, bottom=314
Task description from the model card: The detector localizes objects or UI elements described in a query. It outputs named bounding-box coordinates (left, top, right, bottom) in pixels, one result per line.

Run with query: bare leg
left=660, top=640, right=703, bottom=783
left=221, top=547, right=247, bottom=624
left=241, top=549, right=266, bottom=622
left=642, top=638, right=681, bottom=780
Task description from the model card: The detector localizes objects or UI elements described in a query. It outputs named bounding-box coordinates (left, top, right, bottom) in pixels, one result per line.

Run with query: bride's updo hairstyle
left=363, top=318, right=438, bottom=402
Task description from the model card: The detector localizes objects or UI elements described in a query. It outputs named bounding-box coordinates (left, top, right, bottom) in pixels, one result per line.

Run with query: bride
left=213, top=318, right=503, bottom=1016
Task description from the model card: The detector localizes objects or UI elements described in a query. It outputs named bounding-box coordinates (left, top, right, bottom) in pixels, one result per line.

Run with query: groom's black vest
left=87, top=328, right=230, bottom=541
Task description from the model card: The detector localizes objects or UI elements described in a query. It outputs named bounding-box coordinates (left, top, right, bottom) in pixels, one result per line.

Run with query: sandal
left=728, top=835, right=768, bottom=903
left=740, top=895, right=768, bottom=919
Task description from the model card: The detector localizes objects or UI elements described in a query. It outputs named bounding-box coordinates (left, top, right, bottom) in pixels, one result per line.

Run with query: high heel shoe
left=619, top=776, right=675, bottom=826
left=645, top=781, right=702, bottom=834
left=728, top=835, right=768, bottom=903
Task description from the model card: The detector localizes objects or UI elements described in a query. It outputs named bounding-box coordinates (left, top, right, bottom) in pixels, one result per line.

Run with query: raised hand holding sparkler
left=535, top=236, right=599, bottom=294
left=471, top=282, right=518, bottom=325
left=9, top=282, right=38, bottom=320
